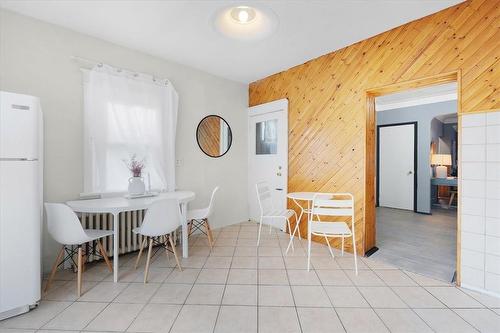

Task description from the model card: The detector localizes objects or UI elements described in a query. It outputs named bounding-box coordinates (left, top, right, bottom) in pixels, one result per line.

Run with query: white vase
left=128, top=176, right=145, bottom=195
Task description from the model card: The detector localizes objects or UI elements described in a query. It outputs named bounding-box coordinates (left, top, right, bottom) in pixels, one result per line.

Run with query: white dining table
left=285, top=192, right=331, bottom=254
left=66, top=191, right=195, bottom=282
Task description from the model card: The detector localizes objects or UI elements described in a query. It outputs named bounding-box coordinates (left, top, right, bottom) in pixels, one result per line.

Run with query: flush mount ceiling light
left=213, top=5, right=278, bottom=41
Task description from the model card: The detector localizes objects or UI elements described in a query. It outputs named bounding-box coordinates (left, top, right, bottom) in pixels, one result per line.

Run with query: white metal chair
left=307, top=193, right=358, bottom=275
left=44, top=203, right=113, bottom=297
left=186, top=186, right=219, bottom=248
left=256, top=181, right=297, bottom=249
left=133, top=198, right=183, bottom=283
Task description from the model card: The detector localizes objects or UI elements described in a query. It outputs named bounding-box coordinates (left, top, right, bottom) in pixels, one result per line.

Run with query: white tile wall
left=485, top=254, right=500, bottom=275
left=486, top=217, right=500, bottom=237
left=486, top=181, right=500, bottom=199
left=461, top=214, right=485, bottom=234
left=462, top=249, right=485, bottom=270
left=460, top=111, right=500, bottom=294
left=485, top=273, right=500, bottom=293
left=462, top=266, right=485, bottom=289
left=485, top=235, right=500, bottom=256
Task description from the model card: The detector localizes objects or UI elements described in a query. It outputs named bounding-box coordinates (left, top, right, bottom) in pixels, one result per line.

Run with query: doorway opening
left=365, top=75, right=460, bottom=283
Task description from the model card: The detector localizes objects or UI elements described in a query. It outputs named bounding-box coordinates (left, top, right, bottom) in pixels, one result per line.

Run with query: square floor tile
left=316, top=270, right=353, bottom=286
left=0, top=301, right=71, bottom=329
left=297, top=307, right=345, bottom=333
left=165, top=268, right=201, bottom=284
left=310, top=257, right=341, bottom=269
left=231, top=256, right=257, bottom=269
left=336, top=308, right=389, bottom=333
left=42, top=302, right=107, bottom=330
left=345, top=270, right=385, bottom=286
left=291, top=286, right=331, bottom=307
left=425, top=287, right=484, bottom=308
left=287, top=269, right=321, bottom=285
left=113, top=283, right=159, bottom=303
left=150, top=284, right=192, bottom=304
left=375, top=309, right=433, bottom=333
left=78, top=282, right=129, bottom=302
left=259, top=269, right=289, bottom=285
left=258, top=285, right=294, bottom=306
left=227, top=269, right=257, bottom=284
left=461, top=288, right=500, bottom=308
left=324, top=286, right=369, bottom=307
left=392, top=286, right=445, bottom=308
left=358, top=287, right=407, bottom=308
left=85, top=303, right=144, bottom=331
left=404, top=271, right=451, bottom=286
left=335, top=257, right=368, bottom=270
left=414, top=309, right=477, bottom=333
left=127, top=303, right=180, bottom=333
left=234, top=247, right=257, bottom=257
left=374, top=270, right=418, bottom=286
left=214, top=306, right=257, bottom=333
left=258, top=247, right=282, bottom=257
left=196, top=268, right=229, bottom=284
left=258, top=257, right=285, bottom=269
left=222, top=285, right=257, bottom=305
left=284, top=257, right=309, bottom=270
left=258, top=307, right=300, bottom=333
left=209, top=246, right=235, bottom=257
left=170, top=305, right=219, bottom=333
left=185, top=284, right=224, bottom=305
left=454, top=308, right=500, bottom=333
left=43, top=280, right=98, bottom=301
left=204, top=257, right=232, bottom=268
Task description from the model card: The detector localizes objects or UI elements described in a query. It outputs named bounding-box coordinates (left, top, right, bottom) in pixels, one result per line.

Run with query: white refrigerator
left=0, top=91, right=42, bottom=320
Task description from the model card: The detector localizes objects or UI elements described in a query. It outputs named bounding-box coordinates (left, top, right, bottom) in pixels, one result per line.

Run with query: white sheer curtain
left=83, top=64, right=178, bottom=194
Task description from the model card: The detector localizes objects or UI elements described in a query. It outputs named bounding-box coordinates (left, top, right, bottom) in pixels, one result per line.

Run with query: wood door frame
left=364, top=71, right=461, bottom=283
left=376, top=122, right=418, bottom=212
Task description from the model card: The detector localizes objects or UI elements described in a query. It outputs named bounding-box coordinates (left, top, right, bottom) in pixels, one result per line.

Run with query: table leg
left=180, top=202, right=188, bottom=258
left=285, top=200, right=306, bottom=254
left=112, top=212, right=119, bottom=283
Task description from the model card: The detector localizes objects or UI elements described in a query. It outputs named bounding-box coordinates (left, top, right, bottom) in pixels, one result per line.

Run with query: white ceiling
left=376, top=82, right=458, bottom=111
left=0, top=0, right=463, bottom=83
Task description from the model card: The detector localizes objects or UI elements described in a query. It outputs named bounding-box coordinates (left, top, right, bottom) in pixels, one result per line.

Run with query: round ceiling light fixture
left=213, top=4, right=278, bottom=41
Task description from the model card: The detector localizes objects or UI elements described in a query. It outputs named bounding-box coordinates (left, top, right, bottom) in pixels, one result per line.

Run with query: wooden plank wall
left=197, top=116, right=221, bottom=157
left=249, top=0, right=500, bottom=255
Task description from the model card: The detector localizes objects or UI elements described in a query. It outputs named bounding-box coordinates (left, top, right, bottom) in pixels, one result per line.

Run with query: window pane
left=256, top=119, right=277, bottom=155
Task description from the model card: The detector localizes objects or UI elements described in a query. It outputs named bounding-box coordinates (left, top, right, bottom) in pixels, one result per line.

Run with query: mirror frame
left=196, top=114, right=233, bottom=158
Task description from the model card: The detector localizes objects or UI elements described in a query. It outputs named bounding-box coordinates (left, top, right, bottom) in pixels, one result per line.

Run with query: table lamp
left=431, top=154, right=452, bottom=178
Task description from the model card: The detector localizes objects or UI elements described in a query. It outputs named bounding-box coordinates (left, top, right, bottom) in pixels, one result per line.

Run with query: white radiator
left=78, top=210, right=146, bottom=261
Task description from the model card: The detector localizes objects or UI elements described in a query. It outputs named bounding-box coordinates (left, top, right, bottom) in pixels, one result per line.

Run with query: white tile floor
left=1, top=221, right=500, bottom=333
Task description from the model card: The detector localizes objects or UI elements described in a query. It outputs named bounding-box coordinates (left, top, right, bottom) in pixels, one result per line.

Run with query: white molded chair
left=133, top=198, right=183, bottom=283
left=256, top=181, right=297, bottom=249
left=187, top=186, right=219, bottom=248
left=307, top=193, right=358, bottom=275
left=44, top=203, right=113, bottom=297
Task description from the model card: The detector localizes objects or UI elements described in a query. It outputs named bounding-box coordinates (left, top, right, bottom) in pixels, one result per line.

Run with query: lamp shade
left=431, top=154, right=452, bottom=166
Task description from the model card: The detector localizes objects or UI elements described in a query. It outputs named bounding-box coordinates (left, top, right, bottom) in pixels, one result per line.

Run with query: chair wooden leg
left=206, top=219, right=215, bottom=245
left=44, top=246, right=65, bottom=293
left=188, top=220, right=193, bottom=235
left=77, top=246, right=83, bottom=297
left=134, top=238, right=147, bottom=270
left=97, top=240, right=113, bottom=272
left=169, top=236, right=182, bottom=271
left=341, top=236, right=345, bottom=256
left=204, top=220, right=213, bottom=248
left=144, top=238, right=154, bottom=283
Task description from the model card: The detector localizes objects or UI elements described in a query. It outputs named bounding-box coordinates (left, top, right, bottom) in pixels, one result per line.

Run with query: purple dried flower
left=123, top=154, right=146, bottom=177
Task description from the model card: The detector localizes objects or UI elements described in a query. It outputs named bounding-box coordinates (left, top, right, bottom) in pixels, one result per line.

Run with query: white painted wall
left=0, top=9, right=248, bottom=273
left=460, top=111, right=500, bottom=297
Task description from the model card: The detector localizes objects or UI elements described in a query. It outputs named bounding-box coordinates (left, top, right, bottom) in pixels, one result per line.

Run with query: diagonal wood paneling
left=249, top=0, right=500, bottom=255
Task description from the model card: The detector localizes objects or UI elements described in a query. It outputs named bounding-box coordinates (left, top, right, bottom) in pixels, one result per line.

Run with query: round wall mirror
left=196, top=115, right=232, bottom=158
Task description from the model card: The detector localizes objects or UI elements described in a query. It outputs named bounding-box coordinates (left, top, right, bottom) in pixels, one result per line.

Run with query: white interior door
left=378, top=123, right=416, bottom=210
left=248, top=99, right=288, bottom=227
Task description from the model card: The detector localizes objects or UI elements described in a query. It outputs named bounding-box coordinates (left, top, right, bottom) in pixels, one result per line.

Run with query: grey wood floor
left=371, top=207, right=457, bottom=283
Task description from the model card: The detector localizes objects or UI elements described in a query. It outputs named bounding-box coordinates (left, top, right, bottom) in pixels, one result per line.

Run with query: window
left=256, top=119, right=277, bottom=154
left=82, top=65, right=178, bottom=194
